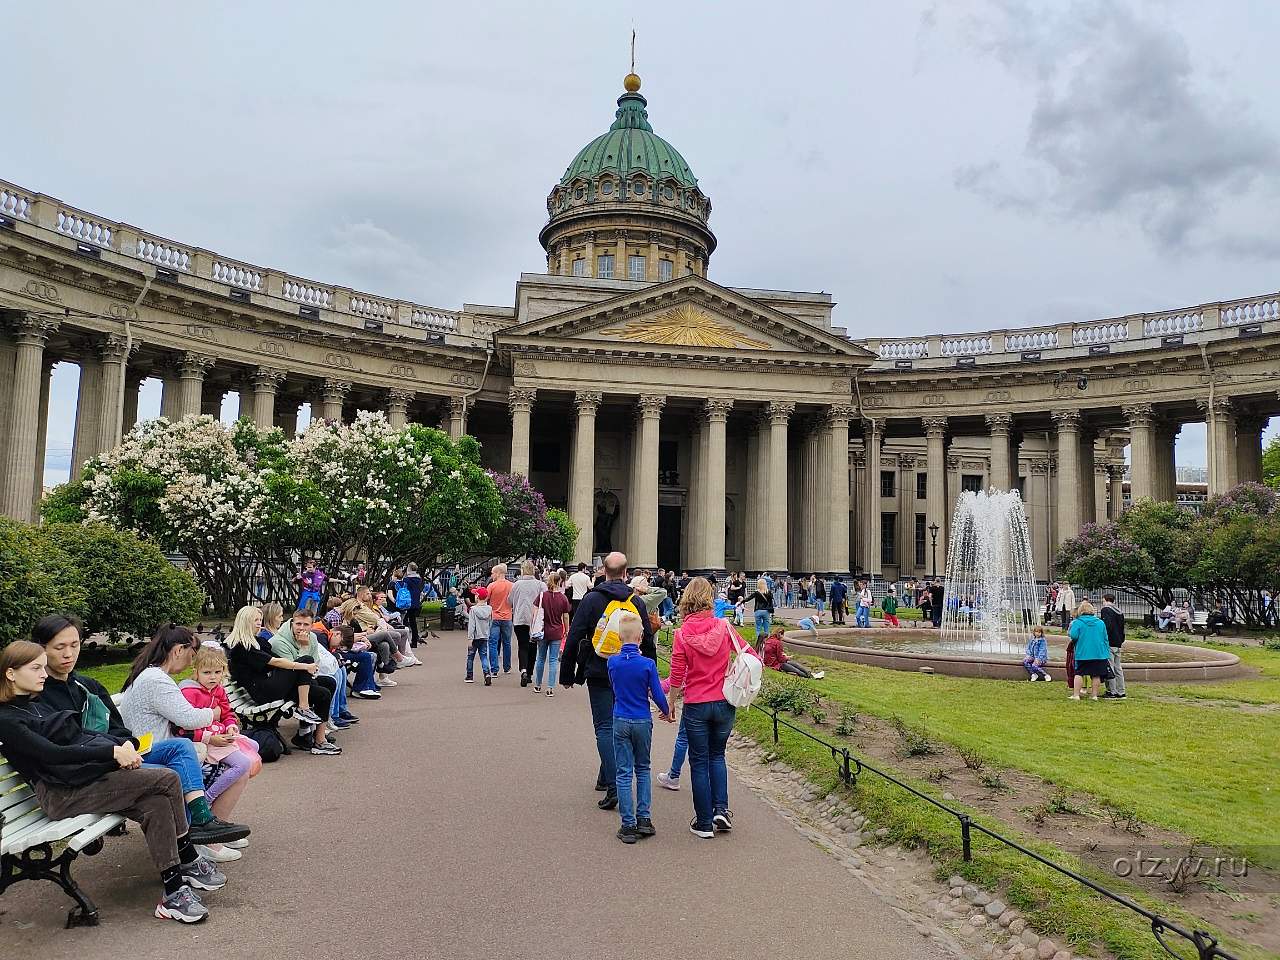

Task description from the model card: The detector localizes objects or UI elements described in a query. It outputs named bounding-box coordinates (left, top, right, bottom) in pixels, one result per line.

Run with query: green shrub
left=43, top=523, right=204, bottom=640
left=890, top=715, right=936, bottom=756
left=834, top=706, right=858, bottom=737
left=0, top=517, right=89, bottom=647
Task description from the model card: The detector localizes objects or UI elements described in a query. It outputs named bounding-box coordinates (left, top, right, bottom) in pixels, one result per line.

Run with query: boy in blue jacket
left=608, top=612, right=673, bottom=844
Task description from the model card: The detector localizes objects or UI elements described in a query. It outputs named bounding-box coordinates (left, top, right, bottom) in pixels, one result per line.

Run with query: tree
left=1263, top=435, right=1280, bottom=490
left=0, top=518, right=89, bottom=647
left=484, top=472, right=566, bottom=561
left=545, top=509, right=579, bottom=563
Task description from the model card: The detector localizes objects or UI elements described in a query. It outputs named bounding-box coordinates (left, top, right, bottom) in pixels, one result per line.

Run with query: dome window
left=601, top=180, right=614, bottom=196
left=633, top=179, right=646, bottom=195
left=663, top=184, right=674, bottom=201
left=575, top=187, right=585, bottom=200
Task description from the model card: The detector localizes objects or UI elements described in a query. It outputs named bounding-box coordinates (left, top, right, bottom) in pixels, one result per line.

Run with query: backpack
left=722, top=625, right=763, bottom=708
left=246, top=726, right=288, bottom=762
left=394, top=583, right=411, bottom=609
left=592, top=595, right=642, bottom=658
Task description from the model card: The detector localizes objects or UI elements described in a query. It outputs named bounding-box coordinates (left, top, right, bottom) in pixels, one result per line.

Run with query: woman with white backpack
left=663, top=577, right=761, bottom=839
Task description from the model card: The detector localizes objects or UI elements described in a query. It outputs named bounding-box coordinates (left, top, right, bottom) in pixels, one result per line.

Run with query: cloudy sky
left=8, top=1, right=1279, bottom=484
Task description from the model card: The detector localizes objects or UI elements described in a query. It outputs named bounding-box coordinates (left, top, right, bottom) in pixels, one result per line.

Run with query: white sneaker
left=812, top=671, right=825, bottom=680
left=225, top=837, right=250, bottom=850
left=657, top=772, right=681, bottom=791
left=196, top=843, right=242, bottom=863
left=380, top=678, right=398, bottom=687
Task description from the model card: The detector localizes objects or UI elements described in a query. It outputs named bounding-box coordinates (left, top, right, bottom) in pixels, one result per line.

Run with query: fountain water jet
left=940, top=488, right=1039, bottom=655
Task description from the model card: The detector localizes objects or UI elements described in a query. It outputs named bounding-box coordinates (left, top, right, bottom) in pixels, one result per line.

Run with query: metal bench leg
left=1, top=843, right=100, bottom=928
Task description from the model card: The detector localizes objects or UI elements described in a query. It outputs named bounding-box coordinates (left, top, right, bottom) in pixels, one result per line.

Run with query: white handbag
left=721, top=625, right=763, bottom=708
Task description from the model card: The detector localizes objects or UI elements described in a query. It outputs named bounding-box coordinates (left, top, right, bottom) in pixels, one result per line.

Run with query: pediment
left=497, top=275, right=874, bottom=360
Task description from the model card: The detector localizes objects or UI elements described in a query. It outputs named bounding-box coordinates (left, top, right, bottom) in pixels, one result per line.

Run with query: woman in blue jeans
left=747, top=578, right=774, bottom=651
left=662, top=577, right=757, bottom=838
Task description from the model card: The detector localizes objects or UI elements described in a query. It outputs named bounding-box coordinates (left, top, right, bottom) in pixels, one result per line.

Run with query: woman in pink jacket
left=663, top=577, right=757, bottom=839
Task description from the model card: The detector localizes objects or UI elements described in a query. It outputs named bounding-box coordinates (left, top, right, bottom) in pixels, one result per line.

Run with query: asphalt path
left=2, top=630, right=953, bottom=960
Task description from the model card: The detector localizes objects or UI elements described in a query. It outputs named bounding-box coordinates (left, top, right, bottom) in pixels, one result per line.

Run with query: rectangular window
left=658, top=259, right=673, bottom=281
left=597, top=254, right=614, bottom=279
left=916, top=473, right=927, bottom=500
left=1015, top=476, right=1026, bottom=499
left=961, top=474, right=983, bottom=494
left=914, top=514, right=927, bottom=567
left=571, top=257, right=587, bottom=277
left=880, top=470, right=895, bottom=499
left=881, top=513, right=897, bottom=566
left=627, top=254, right=646, bottom=280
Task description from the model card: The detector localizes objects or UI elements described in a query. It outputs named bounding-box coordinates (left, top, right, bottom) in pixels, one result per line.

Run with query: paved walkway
left=3, top=631, right=953, bottom=960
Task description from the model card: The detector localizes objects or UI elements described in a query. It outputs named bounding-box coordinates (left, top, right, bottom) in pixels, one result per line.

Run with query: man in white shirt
left=567, top=562, right=593, bottom=617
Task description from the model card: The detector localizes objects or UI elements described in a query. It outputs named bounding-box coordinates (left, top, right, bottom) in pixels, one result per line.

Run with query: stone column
left=276, top=398, right=300, bottom=437
left=616, top=233, right=627, bottom=278
left=1123, top=404, right=1157, bottom=503
left=826, top=405, right=853, bottom=575
left=247, top=368, right=286, bottom=430
left=200, top=383, right=224, bottom=419
left=508, top=387, right=536, bottom=476
left=923, top=416, right=948, bottom=553
left=176, top=353, right=214, bottom=420
left=1077, top=430, right=1097, bottom=525
left=850, top=452, right=865, bottom=571
left=97, top=334, right=132, bottom=453
left=69, top=354, right=103, bottom=482
left=122, top=372, right=143, bottom=433
left=1202, top=397, right=1238, bottom=496
left=1, top=316, right=57, bottom=521
left=1093, top=462, right=1110, bottom=525
left=985, top=414, right=1014, bottom=491
left=1028, top=459, right=1054, bottom=577
left=1052, top=410, right=1083, bottom=543
left=743, top=420, right=759, bottom=570
left=633, top=395, right=665, bottom=567
left=1235, top=412, right=1266, bottom=484
left=318, top=379, right=349, bottom=423
left=448, top=395, right=469, bottom=439
left=688, top=419, right=705, bottom=565
left=384, top=388, right=412, bottom=429
left=159, top=369, right=180, bottom=420
left=699, top=398, right=732, bottom=572
left=568, top=392, right=601, bottom=564
left=765, top=401, right=793, bottom=572
left=647, top=233, right=660, bottom=281
left=584, top=232, right=596, bottom=277
left=1108, top=461, right=1125, bottom=519
left=864, top=419, right=884, bottom=577
left=32, top=359, right=54, bottom=513
left=1154, top=421, right=1180, bottom=503
left=897, top=453, right=915, bottom=577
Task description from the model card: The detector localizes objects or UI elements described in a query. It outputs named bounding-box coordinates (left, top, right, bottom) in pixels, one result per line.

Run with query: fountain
left=940, top=488, right=1040, bottom=655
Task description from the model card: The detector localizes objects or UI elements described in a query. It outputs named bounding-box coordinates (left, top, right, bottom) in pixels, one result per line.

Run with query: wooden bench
left=0, top=753, right=126, bottom=927
left=222, top=678, right=295, bottom=726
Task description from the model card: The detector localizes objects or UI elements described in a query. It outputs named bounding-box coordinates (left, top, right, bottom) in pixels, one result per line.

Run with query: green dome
left=559, top=90, right=699, bottom=189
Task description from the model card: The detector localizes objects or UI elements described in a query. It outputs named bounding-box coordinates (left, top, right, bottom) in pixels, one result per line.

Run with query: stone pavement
left=1, top=630, right=956, bottom=960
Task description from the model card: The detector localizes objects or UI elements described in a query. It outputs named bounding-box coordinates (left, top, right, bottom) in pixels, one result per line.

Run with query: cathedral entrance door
left=657, top=504, right=682, bottom=571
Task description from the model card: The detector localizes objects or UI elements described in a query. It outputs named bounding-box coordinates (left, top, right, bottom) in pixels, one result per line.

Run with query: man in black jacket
left=1099, top=593, right=1126, bottom=699
left=560, top=551, right=655, bottom=809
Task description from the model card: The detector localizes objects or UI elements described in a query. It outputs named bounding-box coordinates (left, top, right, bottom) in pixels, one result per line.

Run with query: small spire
left=624, top=29, right=641, bottom=92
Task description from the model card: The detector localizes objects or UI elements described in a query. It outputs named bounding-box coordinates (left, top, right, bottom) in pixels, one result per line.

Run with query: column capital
left=449, top=395, right=469, bottom=416
left=638, top=394, right=666, bottom=417
left=508, top=386, right=537, bottom=416
left=1030, top=459, right=1053, bottom=475
left=829, top=403, right=856, bottom=424
left=574, top=391, right=602, bottom=415
left=322, top=378, right=351, bottom=403
left=898, top=454, right=917, bottom=470
left=1235, top=411, right=1268, bottom=434
left=767, top=400, right=795, bottom=423
left=984, top=413, right=1013, bottom=431
left=9, top=314, right=59, bottom=346
left=922, top=415, right=948, bottom=435
left=1051, top=409, right=1083, bottom=431
left=946, top=455, right=961, bottom=471
left=1196, top=395, right=1234, bottom=418
left=178, top=352, right=215, bottom=379
left=1094, top=461, right=1113, bottom=478
left=252, top=367, right=287, bottom=392
left=99, top=333, right=137, bottom=364
left=865, top=416, right=886, bottom=436
left=1123, top=403, right=1155, bottom=426
left=704, top=397, right=734, bottom=421
left=388, top=387, right=415, bottom=405
left=851, top=451, right=866, bottom=469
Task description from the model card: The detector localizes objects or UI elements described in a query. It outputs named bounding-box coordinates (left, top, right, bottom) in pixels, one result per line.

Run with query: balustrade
left=1221, top=296, right=1279, bottom=327
left=211, top=259, right=263, bottom=291
left=878, top=340, right=929, bottom=360
left=56, top=208, right=113, bottom=247
left=136, top=236, right=191, bottom=271
left=1142, top=310, right=1201, bottom=337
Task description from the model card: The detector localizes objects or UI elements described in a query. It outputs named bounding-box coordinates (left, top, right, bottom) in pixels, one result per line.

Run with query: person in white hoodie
left=467, top=587, right=495, bottom=685
left=1054, top=582, right=1077, bottom=631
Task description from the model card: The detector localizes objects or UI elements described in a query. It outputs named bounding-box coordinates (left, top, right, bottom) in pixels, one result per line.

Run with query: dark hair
left=122, top=624, right=197, bottom=691
left=1102, top=593, right=1116, bottom=603
left=31, top=613, right=85, bottom=647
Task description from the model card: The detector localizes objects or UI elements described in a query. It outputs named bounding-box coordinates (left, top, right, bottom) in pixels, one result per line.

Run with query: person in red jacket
left=760, top=626, right=824, bottom=680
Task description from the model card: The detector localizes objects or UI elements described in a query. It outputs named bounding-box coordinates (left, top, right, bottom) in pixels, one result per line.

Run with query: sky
left=7, top=0, right=1279, bottom=485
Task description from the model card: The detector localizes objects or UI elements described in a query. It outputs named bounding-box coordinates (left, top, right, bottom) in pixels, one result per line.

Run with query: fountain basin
left=781, top=628, right=1247, bottom=682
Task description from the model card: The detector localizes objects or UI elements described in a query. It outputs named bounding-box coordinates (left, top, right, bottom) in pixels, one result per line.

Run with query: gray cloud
left=952, top=1, right=1279, bottom=255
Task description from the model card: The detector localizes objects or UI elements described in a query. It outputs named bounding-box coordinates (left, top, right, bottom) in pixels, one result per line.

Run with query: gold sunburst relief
left=600, top=306, right=771, bottom=349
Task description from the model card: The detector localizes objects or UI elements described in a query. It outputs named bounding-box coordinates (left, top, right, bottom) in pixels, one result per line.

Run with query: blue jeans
left=488, top=620, right=513, bottom=673
left=855, top=604, right=870, bottom=627
left=533, top=636, right=560, bottom=688
left=299, top=588, right=321, bottom=612
left=613, top=717, right=653, bottom=828
left=754, top=609, right=771, bottom=640
left=326, top=669, right=348, bottom=721
left=143, top=738, right=205, bottom=801
left=466, top=639, right=491, bottom=679
left=683, top=699, right=735, bottom=830
left=342, top=649, right=377, bottom=692
left=659, top=597, right=674, bottom=620
left=587, top=684, right=616, bottom=799
left=666, top=712, right=688, bottom=780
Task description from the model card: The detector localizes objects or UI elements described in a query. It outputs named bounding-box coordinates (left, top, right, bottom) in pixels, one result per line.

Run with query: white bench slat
left=67, top=814, right=126, bottom=852
left=0, top=762, right=16, bottom=780
left=27, top=814, right=102, bottom=851
left=0, top=785, right=36, bottom=815
left=0, top=813, right=58, bottom=856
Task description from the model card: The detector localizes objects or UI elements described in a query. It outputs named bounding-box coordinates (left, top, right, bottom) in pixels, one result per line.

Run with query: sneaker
left=546, top=688, right=554, bottom=698
left=180, top=857, right=227, bottom=891
left=657, top=772, right=681, bottom=792
left=520, top=671, right=529, bottom=687
left=465, top=677, right=475, bottom=683
left=155, top=886, right=208, bottom=923
left=594, top=780, right=608, bottom=793
left=617, top=825, right=639, bottom=844
left=339, top=711, right=360, bottom=723
left=483, top=675, right=492, bottom=686
left=597, top=794, right=618, bottom=811
left=635, top=817, right=656, bottom=838
left=689, top=818, right=714, bottom=839
left=354, top=689, right=382, bottom=699
left=533, top=685, right=541, bottom=693
left=812, top=671, right=826, bottom=680
left=311, top=741, right=341, bottom=756
left=290, top=733, right=314, bottom=752
left=188, top=816, right=251, bottom=846
left=330, top=717, right=352, bottom=729
left=380, top=678, right=398, bottom=687
left=225, top=837, right=249, bottom=850
left=713, top=809, right=734, bottom=833
left=196, top=843, right=241, bottom=863
left=294, top=707, right=322, bottom=725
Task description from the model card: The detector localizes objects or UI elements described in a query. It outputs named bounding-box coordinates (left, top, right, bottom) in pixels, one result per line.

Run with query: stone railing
left=0, top=177, right=483, bottom=345
left=861, top=294, right=1280, bottom=368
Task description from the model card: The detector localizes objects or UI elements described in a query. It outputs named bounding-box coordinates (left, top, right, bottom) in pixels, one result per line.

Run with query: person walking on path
left=747, top=578, right=774, bottom=647
left=510, top=561, right=545, bottom=687
left=1055, top=581, right=1077, bottom=631
left=855, top=581, right=873, bottom=628
left=561, top=551, right=656, bottom=811
left=829, top=577, right=848, bottom=625
left=663, top=576, right=760, bottom=839
left=400, top=562, right=425, bottom=648
left=1067, top=601, right=1111, bottom=701
left=466, top=587, right=494, bottom=685
left=567, top=563, right=593, bottom=621
left=1099, top=593, right=1126, bottom=699
left=607, top=612, right=672, bottom=843
left=534, top=571, right=571, bottom=695
left=487, top=564, right=515, bottom=677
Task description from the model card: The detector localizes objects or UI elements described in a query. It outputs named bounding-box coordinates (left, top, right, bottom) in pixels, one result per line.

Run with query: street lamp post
left=928, top=523, right=940, bottom=580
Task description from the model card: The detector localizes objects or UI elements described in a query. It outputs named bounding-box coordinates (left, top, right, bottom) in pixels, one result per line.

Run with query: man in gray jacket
left=509, top=560, right=546, bottom=686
